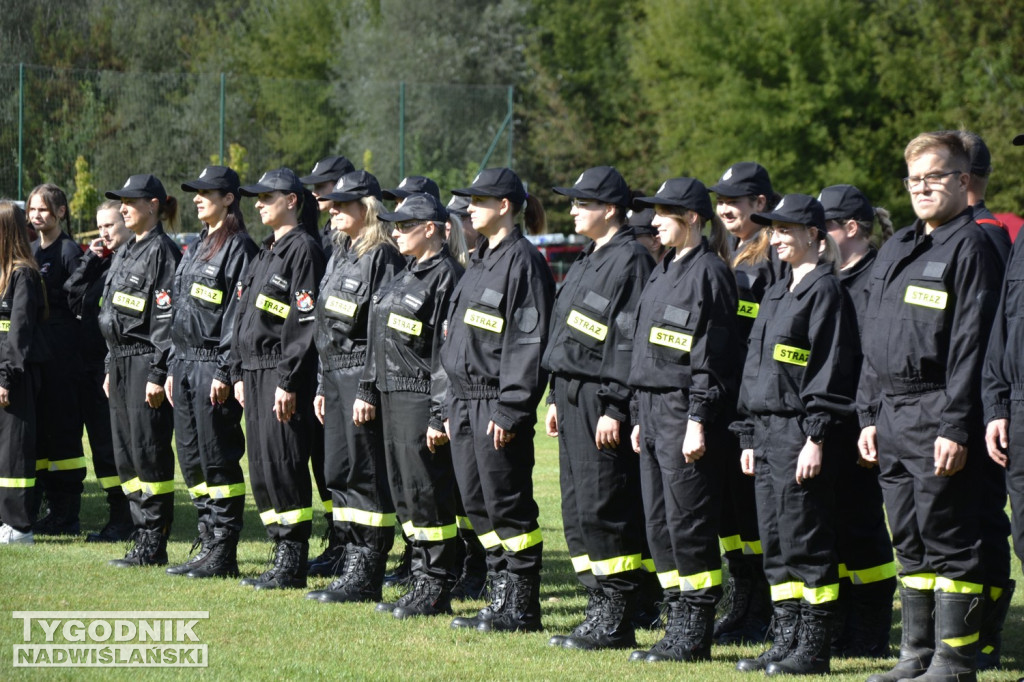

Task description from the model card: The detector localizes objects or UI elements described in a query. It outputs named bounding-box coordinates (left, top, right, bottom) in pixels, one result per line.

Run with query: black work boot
left=251, top=540, right=308, bottom=590
left=187, top=528, right=240, bottom=578
left=307, top=524, right=347, bottom=577
left=479, top=572, right=542, bottom=633
left=835, top=578, right=895, bottom=658
left=166, top=522, right=214, bottom=575
left=87, top=491, right=133, bottom=543
left=33, top=493, right=81, bottom=536
left=865, top=586, right=935, bottom=682
left=451, top=570, right=509, bottom=629
left=766, top=601, right=835, bottom=675
left=450, top=536, right=488, bottom=600
left=384, top=540, right=413, bottom=588
left=563, top=589, right=637, bottom=650
left=109, top=528, right=169, bottom=567
left=736, top=599, right=801, bottom=672
left=308, top=544, right=386, bottom=602
left=977, top=580, right=1014, bottom=671
left=715, top=556, right=770, bottom=644
left=912, top=591, right=981, bottom=682
left=392, top=574, right=453, bottom=619
left=632, top=573, right=664, bottom=631
left=550, top=587, right=606, bottom=647
left=642, top=600, right=715, bottom=662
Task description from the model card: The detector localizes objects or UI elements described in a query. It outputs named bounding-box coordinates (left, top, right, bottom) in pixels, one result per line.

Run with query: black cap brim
left=238, top=183, right=299, bottom=197
left=320, top=190, right=367, bottom=202
left=382, top=189, right=413, bottom=201
left=104, top=189, right=154, bottom=200
left=299, top=173, right=341, bottom=185
left=181, top=179, right=234, bottom=192
left=1014, top=134, right=1024, bottom=146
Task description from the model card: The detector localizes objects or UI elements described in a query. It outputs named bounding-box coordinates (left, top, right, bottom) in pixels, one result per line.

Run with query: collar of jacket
left=124, top=223, right=165, bottom=255
left=473, top=226, right=523, bottom=271
left=262, top=226, right=306, bottom=252
left=906, top=207, right=975, bottom=245
left=656, top=236, right=709, bottom=276
left=409, top=243, right=450, bottom=274
left=582, top=226, right=637, bottom=271
left=773, top=261, right=833, bottom=300
left=837, top=245, right=877, bottom=283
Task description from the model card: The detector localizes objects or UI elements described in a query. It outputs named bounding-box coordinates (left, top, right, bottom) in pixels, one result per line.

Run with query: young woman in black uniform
left=732, top=194, right=859, bottom=676
left=626, top=177, right=740, bottom=663
left=303, top=170, right=406, bottom=604
left=100, top=174, right=182, bottom=567
left=164, top=166, right=258, bottom=579
left=0, top=201, right=48, bottom=545
left=233, top=168, right=326, bottom=589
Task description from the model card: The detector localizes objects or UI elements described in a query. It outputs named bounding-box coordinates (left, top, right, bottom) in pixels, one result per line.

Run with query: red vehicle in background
left=526, top=233, right=586, bottom=284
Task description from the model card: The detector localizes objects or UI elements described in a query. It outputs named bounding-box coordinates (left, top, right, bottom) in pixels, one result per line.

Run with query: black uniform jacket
left=232, top=226, right=326, bottom=392
left=169, top=228, right=258, bottom=385
left=360, top=245, right=464, bottom=430
left=733, top=238, right=787, bottom=340
left=734, top=262, right=859, bottom=447
left=982, top=233, right=1024, bottom=423
left=837, top=246, right=877, bottom=331
left=0, top=266, right=48, bottom=390
left=64, top=251, right=111, bottom=363
left=973, top=200, right=1011, bottom=264
left=313, top=240, right=406, bottom=394
left=98, top=224, right=182, bottom=385
left=33, top=231, right=82, bottom=323
left=856, top=208, right=1003, bottom=445
left=628, top=238, right=740, bottom=422
left=542, top=227, right=654, bottom=422
left=441, top=227, right=555, bottom=432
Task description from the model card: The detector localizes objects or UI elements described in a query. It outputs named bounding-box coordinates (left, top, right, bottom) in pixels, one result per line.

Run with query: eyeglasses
left=571, top=198, right=601, bottom=209
left=393, top=221, right=427, bottom=233
left=903, top=170, right=961, bottom=191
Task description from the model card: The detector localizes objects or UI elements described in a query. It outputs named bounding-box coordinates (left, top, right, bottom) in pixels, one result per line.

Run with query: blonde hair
left=904, top=130, right=969, bottom=171
left=446, top=213, right=470, bottom=267
left=334, top=196, right=396, bottom=258
left=819, top=230, right=841, bottom=275
left=0, top=201, right=40, bottom=297
left=732, top=229, right=770, bottom=268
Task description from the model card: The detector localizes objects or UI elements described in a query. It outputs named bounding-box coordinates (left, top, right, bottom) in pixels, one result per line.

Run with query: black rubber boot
left=451, top=570, right=509, bottom=629
left=307, top=524, right=347, bottom=577
left=977, top=580, right=1014, bottom=671
left=912, top=591, right=981, bottom=682
left=550, top=587, right=606, bottom=647
left=87, top=490, right=133, bottom=543
left=563, top=589, right=637, bottom=650
left=187, top=528, right=240, bottom=578
left=251, top=540, right=308, bottom=590
left=33, top=493, right=81, bottom=536
left=450, top=535, right=488, bottom=600
left=308, top=544, right=386, bottom=603
left=715, top=555, right=770, bottom=644
left=392, top=574, right=453, bottom=619
left=384, top=540, right=413, bottom=588
left=642, top=600, right=715, bottom=662
left=108, top=528, right=169, bottom=567
left=166, top=522, right=214, bottom=575
left=865, top=586, right=935, bottom=682
left=765, top=601, right=835, bottom=676
left=736, top=599, right=801, bottom=672
left=479, top=573, right=542, bottom=633
left=835, top=578, right=895, bottom=658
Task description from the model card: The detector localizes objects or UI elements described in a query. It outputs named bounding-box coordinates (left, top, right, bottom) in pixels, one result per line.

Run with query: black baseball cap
left=383, top=175, right=440, bottom=201
left=709, top=162, right=773, bottom=198
left=300, top=156, right=355, bottom=185
left=1013, top=133, right=1024, bottom=146
left=181, top=166, right=240, bottom=194
left=106, top=174, right=167, bottom=200
left=239, top=168, right=303, bottom=197
left=751, top=194, right=826, bottom=232
left=451, top=168, right=526, bottom=208
left=552, top=166, right=631, bottom=208
left=959, top=131, right=992, bottom=176
left=447, top=195, right=470, bottom=218
left=634, top=177, right=713, bottom=220
left=818, top=185, right=874, bottom=223
left=379, top=193, right=448, bottom=223
left=320, top=170, right=382, bottom=202
left=626, top=207, right=656, bottom=235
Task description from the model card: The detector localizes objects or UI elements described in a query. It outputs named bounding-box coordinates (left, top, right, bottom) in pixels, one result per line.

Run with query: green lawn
left=1, top=416, right=1021, bottom=680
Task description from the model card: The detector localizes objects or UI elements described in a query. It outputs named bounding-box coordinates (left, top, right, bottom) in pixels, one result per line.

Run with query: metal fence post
left=507, top=85, right=514, bottom=168
left=399, top=81, right=406, bottom=179
left=18, top=62, right=25, bottom=200
left=219, top=72, right=226, bottom=164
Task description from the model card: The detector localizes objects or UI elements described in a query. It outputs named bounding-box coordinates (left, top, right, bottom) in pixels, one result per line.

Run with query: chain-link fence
left=0, top=63, right=513, bottom=240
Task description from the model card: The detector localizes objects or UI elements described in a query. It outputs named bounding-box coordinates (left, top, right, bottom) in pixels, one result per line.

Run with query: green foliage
left=69, top=155, right=99, bottom=234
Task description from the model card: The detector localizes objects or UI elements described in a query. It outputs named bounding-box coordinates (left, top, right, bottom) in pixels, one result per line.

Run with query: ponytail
left=297, top=188, right=320, bottom=240
left=707, top=213, right=732, bottom=262
left=732, top=229, right=770, bottom=268
left=446, top=213, right=470, bottom=267
left=521, top=194, right=546, bottom=235
left=159, top=195, right=179, bottom=232
left=819, top=230, right=841, bottom=275
left=873, top=206, right=894, bottom=243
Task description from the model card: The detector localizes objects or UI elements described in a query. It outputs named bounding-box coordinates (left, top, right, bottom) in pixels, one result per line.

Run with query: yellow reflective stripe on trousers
left=900, top=573, right=936, bottom=591
left=934, top=577, right=983, bottom=594
left=35, top=459, right=50, bottom=471
left=642, top=558, right=656, bottom=573
left=720, top=534, right=763, bottom=555
left=678, top=569, right=723, bottom=592
left=207, top=483, right=246, bottom=499
left=187, top=482, right=209, bottom=499
left=590, top=553, right=644, bottom=577
left=277, top=507, right=313, bottom=525
left=121, top=477, right=143, bottom=494
left=401, top=520, right=458, bottom=542
left=771, top=581, right=803, bottom=601
left=501, top=528, right=542, bottom=552
left=321, top=498, right=333, bottom=513
left=456, top=515, right=473, bottom=530
left=0, top=477, right=35, bottom=488
left=658, top=569, right=680, bottom=588
left=838, top=561, right=899, bottom=585
left=478, top=531, right=501, bottom=549
left=571, top=554, right=592, bottom=573
left=332, top=507, right=396, bottom=528
left=97, top=475, right=121, bottom=490
left=988, top=586, right=1003, bottom=600
left=942, top=631, right=980, bottom=648
left=139, top=480, right=175, bottom=495
left=48, top=456, right=87, bottom=472
left=259, top=509, right=278, bottom=525
left=803, top=583, right=840, bottom=604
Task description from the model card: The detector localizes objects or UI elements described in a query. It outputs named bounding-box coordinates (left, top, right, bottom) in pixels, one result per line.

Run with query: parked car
left=526, top=233, right=586, bottom=283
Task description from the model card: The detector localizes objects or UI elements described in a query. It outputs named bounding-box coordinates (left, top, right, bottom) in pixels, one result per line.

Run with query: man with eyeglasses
left=857, top=130, right=1004, bottom=682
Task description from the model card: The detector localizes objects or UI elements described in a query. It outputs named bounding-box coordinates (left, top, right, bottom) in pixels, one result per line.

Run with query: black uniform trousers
left=380, top=390, right=458, bottom=580
left=322, top=364, right=394, bottom=553
left=637, top=389, right=723, bottom=605
left=449, top=396, right=542, bottom=576
left=719, top=431, right=765, bottom=573
left=1010, top=400, right=1024, bottom=572
left=310, top=418, right=331, bottom=514
left=243, top=365, right=313, bottom=542
left=79, top=361, right=118, bottom=493
left=172, top=356, right=246, bottom=533
left=977, top=446, right=1011, bottom=589
left=0, top=366, right=38, bottom=532
left=876, top=390, right=983, bottom=587
left=108, top=351, right=175, bottom=532
left=752, top=414, right=839, bottom=603
left=555, top=375, right=648, bottom=594
left=36, top=321, right=86, bottom=499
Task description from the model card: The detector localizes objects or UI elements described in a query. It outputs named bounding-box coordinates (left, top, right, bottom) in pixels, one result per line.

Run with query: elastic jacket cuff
left=937, top=421, right=968, bottom=446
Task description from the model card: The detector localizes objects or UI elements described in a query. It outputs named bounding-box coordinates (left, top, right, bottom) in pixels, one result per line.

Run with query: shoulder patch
left=295, top=290, right=315, bottom=313
left=155, top=289, right=172, bottom=310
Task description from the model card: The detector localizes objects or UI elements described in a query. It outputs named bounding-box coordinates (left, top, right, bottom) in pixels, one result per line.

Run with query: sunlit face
left=254, top=191, right=295, bottom=229
left=769, top=221, right=816, bottom=264
left=652, top=206, right=691, bottom=250
left=311, top=181, right=335, bottom=213
left=329, top=199, right=366, bottom=239
left=193, top=189, right=233, bottom=228
left=906, top=150, right=968, bottom=227
left=97, top=208, right=131, bottom=251
left=28, top=194, right=63, bottom=237
left=716, top=195, right=764, bottom=241
left=569, top=198, right=608, bottom=239
left=467, top=196, right=504, bottom=236
left=120, top=197, right=159, bottom=235
left=392, top=220, right=435, bottom=260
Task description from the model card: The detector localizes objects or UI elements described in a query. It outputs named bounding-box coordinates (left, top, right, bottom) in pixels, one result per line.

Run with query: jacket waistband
left=109, top=343, right=153, bottom=358
left=885, top=379, right=946, bottom=395
left=449, top=380, right=500, bottom=400
left=323, top=351, right=366, bottom=371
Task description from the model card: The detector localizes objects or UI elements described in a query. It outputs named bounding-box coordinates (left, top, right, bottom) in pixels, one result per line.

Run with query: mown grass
left=1, top=412, right=1022, bottom=681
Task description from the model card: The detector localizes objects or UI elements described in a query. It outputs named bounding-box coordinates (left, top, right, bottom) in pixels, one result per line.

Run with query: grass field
left=1, top=412, right=1022, bottom=681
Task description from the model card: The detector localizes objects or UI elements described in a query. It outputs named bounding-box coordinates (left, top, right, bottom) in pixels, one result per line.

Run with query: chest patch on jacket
left=191, top=282, right=223, bottom=304
left=904, top=286, right=947, bottom=310
left=465, top=308, right=504, bottom=333
left=387, top=313, right=422, bottom=336
left=325, top=296, right=356, bottom=317
left=649, top=327, right=692, bottom=352
left=567, top=310, right=607, bottom=341
left=773, top=344, right=809, bottom=366
left=737, top=300, right=760, bottom=318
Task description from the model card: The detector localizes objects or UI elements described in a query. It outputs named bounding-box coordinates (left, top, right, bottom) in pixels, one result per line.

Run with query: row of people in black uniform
left=0, top=128, right=1020, bottom=680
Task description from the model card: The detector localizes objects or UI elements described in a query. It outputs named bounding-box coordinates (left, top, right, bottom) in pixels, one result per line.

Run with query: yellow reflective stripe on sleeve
left=566, top=310, right=608, bottom=341
left=773, top=344, right=810, bottom=366
left=934, top=577, right=983, bottom=594
left=187, top=482, right=209, bottom=499
left=464, top=308, right=504, bottom=333
left=112, top=291, right=146, bottom=312
left=478, top=531, right=501, bottom=549
left=259, top=509, right=278, bottom=525
left=139, top=480, right=175, bottom=495
left=840, top=561, right=898, bottom=585
left=121, top=477, right=142, bottom=494
left=48, top=456, right=87, bottom=472
left=501, top=528, right=542, bottom=552
left=35, top=459, right=50, bottom=471
left=207, top=483, right=246, bottom=499
left=941, top=631, right=980, bottom=648
left=0, top=320, right=9, bottom=332
left=97, top=475, right=121, bottom=490
left=803, top=584, right=840, bottom=604
left=658, top=570, right=680, bottom=589
left=642, top=558, right=656, bottom=573
left=277, top=507, right=313, bottom=526
left=900, top=573, right=936, bottom=591
left=0, top=477, right=35, bottom=488
left=679, top=569, right=723, bottom=591
left=571, top=554, right=592, bottom=573
left=325, top=296, right=357, bottom=317
left=255, top=293, right=289, bottom=319
left=590, top=553, right=644, bottom=577
left=321, top=498, right=333, bottom=513
left=387, top=312, right=423, bottom=336
left=648, top=327, right=692, bottom=352
left=332, top=506, right=396, bottom=528
left=455, top=515, right=473, bottom=530
left=401, top=520, right=458, bottom=542
left=771, top=581, right=804, bottom=602
left=190, top=282, right=223, bottom=305
left=904, top=285, right=948, bottom=310
left=737, top=300, right=760, bottom=318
